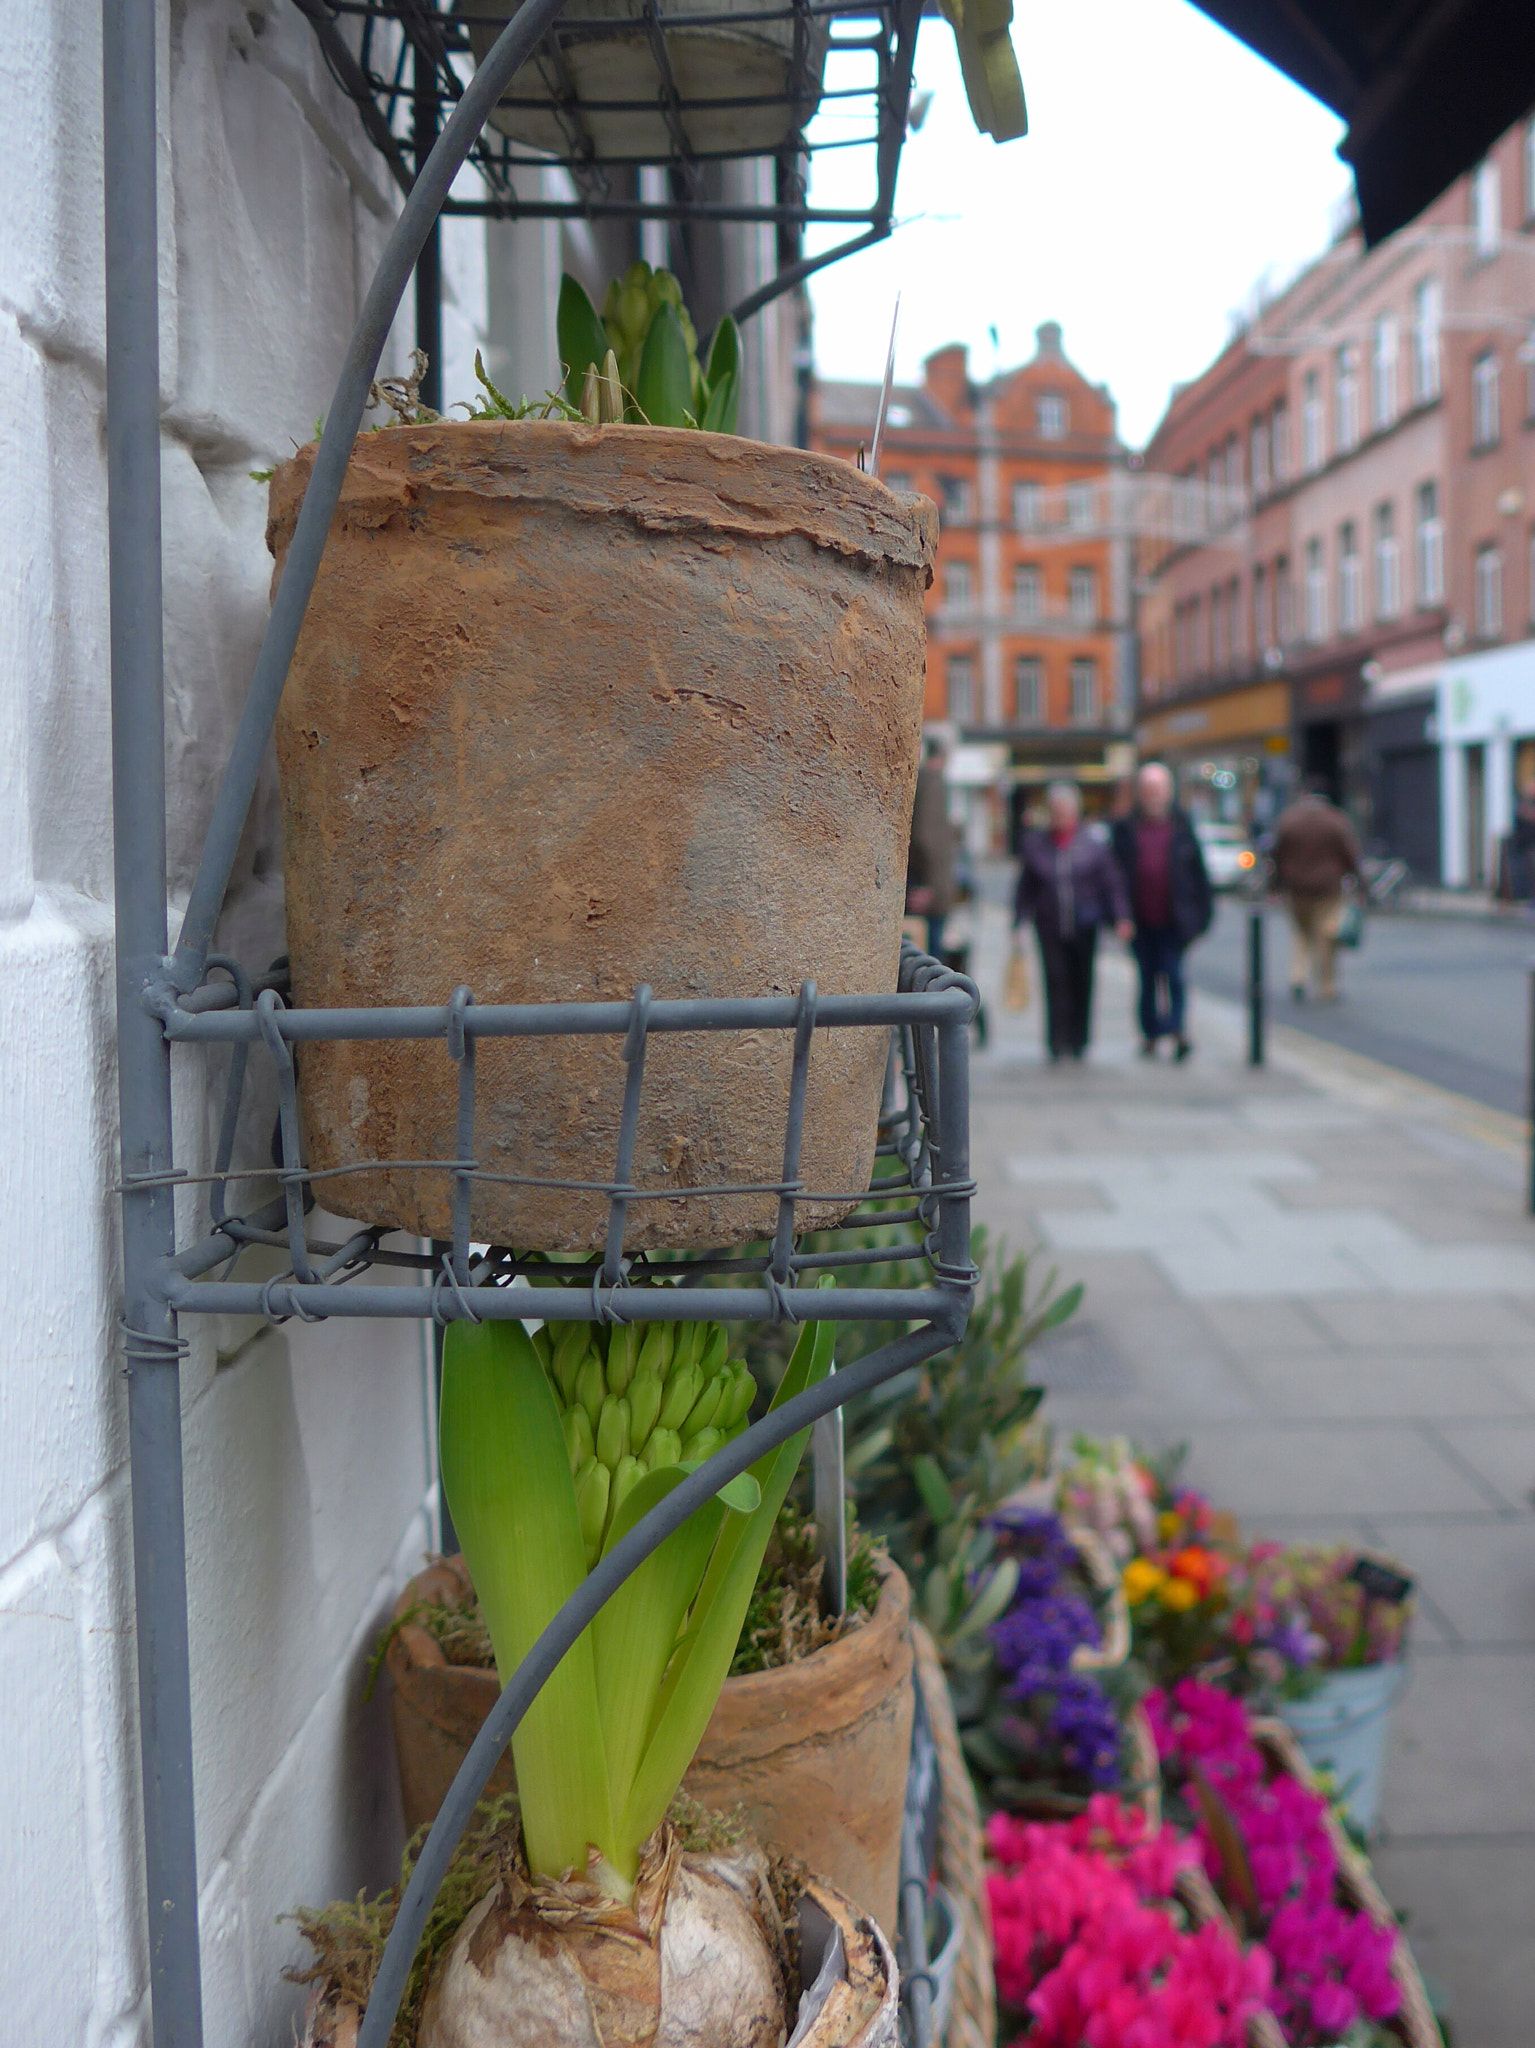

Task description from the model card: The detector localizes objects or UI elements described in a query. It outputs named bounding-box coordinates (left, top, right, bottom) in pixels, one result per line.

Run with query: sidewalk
left=965, top=907, right=1535, bottom=2048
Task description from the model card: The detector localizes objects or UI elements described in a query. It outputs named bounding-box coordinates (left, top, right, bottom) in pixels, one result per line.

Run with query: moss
left=728, top=1504, right=883, bottom=1677
left=285, top=1791, right=522, bottom=2047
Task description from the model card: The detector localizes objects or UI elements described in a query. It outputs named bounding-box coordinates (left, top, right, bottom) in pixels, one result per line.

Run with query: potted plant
left=296, top=1303, right=905, bottom=2044
left=1270, top=1547, right=1412, bottom=1839
left=266, top=265, right=937, bottom=1256
left=381, top=1419, right=918, bottom=1939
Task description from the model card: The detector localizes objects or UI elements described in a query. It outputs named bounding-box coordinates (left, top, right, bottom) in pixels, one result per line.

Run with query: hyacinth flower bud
left=606, top=1322, right=639, bottom=1396
left=596, top=1393, right=631, bottom=1471
left=668, top=1323, right=703, bottom=1381
left=644, top=1428, right=682, bottom=1472
left=576, top=1353, right=606, bottom=1429
left=575, top=1459, right=611, bottom=1565
left=681, top=1425, right=722, bottom=1466
left=552, top=1323, right=590, bottom=1406
left=636, top=1326, right=674, bottom=1382
left=721, top=1364, right=757, bottom=1430
left=562, top=1405, right=595, bottom=1475
left=680, top=1374, right=724, bottom=1441
left=627, top=1368, right=663, bottom=1452
left=658, top=1363, right=702, bottom=1434
left=699, top=1325, right=730, bottom=1377
left=609, top=1454, right=643, bottom=1528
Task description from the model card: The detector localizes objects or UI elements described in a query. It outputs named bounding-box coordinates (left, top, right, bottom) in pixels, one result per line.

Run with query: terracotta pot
left=268, top=422, right=936, bottom=1253
left=384, top=1555, right=916, bottom=1939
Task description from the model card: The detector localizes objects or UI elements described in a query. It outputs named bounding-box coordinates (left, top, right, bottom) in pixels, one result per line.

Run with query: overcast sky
left=804, top=0, right=1352, bottom=449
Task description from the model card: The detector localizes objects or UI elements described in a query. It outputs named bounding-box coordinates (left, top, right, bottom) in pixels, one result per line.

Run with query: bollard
left=1247, top=905, right=1265, bottom=1068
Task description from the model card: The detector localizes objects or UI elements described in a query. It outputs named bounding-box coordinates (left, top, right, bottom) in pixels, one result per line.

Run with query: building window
left=1471, top=157, right=1501, bottom=259
left=1526, top=117, right=1535, bottom=221
left=1474, top=545, right=1504, bottom=638
left=1068, top=658, right=1098, bottom=723
left=1066, top=480, right=1094, bottom=530
left=1250, top=414, right=1270, bottom=495
left=1013, top=479, right=1041, bottom=530
left=1415, top=480, right=1444, bottom=605
left=1068, top=565, right=1097, bottom=625
left=1529, top=529, right=1535, bottom=626
left=1374, top=502, right=1400, bottom=619
left=1338, top=521, right=1362, bottom=632
left=1411, top=277, right=1441, bottom=402
left=1013, top=563, right=1042, bottom=620
left=884, top=471, right=913, bottom=495
left=946, top=655, right=975, bottom=722
left=1472, top=349, right=1501, bottom=448
left=1207, top=446, right=1224, bottom=491
left=1014, top=657, right=1043, bottom=724
left=938, top=475, right=971, bottom=523
left=1304, top=536, right=1327, bottom=640
left=1302, top=370, right=1325, bottom=471
left=1226, top=432, right=1243, bottom=493
left=1252, top=563, right=1269, bottom=651
left=1271, top=400, right=1290, bottom=482
left=1371, top=315, right=1398, bottom=431
left=1335, top=343, right=1360, bottom=453
left=944, top=560, right=972, bottom=609
left=1526, top=327, right=1535, bottom=423
left=1275, top=555, right=1293, bottom=645
left=1037, top=394, right=1068, bottom=439
left=1210, top=582, right=1228, bottom=671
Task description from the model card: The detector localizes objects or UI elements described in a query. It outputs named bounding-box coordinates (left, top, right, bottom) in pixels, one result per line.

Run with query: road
left=1188, top=898, right=1535, bottom=1115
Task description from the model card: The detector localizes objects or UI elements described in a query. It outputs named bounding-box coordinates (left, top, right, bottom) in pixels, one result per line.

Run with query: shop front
left=1435, top=641, right=1535, bottom=891
left=1136, top=679, right=1292, bottom=830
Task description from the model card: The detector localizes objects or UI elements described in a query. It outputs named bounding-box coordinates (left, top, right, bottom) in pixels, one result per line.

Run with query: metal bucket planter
left=465, top=0, right=833, bottom=160
left=268, top=421, right=936, bottom=1255
left=385, top=1553, right=917, bottom=1941
left=1277, top=1661, right=1408, bottom=1837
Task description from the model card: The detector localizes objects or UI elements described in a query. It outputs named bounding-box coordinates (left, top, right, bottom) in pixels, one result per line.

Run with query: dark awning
left=1189, top=0, right=1535, bottom=244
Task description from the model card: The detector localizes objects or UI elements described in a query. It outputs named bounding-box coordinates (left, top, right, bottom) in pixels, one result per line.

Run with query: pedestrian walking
left=1271, top=781, right=1362, bottom=1002
left=1111, top=762, right=1213, bottom=1061
left=906, top=730, right=958, bottom=959
left=1015, top=781, right=1131, bottom=1061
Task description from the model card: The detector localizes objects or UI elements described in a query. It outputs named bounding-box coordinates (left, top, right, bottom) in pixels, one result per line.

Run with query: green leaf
left=618, top=1309, right=837, bottom=1847
left=699, top=317, right=741, bottom=433
left=439, top=1321, right=613, bottom=1880
left=634, top=303, right=694, bottom=428
left=699, top=367, right=739, bottom=435
left=557, top=275, right=611, bottom=404
left=912, top=1453, right=955, bottom=1526
left=959, top=1555, right=1019, bottom=1634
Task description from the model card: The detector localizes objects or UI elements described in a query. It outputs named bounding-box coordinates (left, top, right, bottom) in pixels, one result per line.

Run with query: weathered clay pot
left=385, top=1554, right=916, bottom=1938
left=268, top=422, right=936, bottom=1253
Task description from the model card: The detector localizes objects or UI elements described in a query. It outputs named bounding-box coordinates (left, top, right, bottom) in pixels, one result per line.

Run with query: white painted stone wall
left=1, top=7, right=800, bottom=2042
left=1, top=5, right=439, bottom=2043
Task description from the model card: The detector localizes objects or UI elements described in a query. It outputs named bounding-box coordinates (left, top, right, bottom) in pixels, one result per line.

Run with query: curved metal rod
left=169, top=0, right=571, bottom=991
left=355, top=1312, right=965, bottom=2048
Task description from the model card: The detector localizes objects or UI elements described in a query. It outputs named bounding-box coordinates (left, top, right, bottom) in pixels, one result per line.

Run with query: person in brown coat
left=1271, top=783, right=1362, bottom=1002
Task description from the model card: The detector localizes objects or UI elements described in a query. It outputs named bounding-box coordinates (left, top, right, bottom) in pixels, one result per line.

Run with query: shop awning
left=1189, top=0, right=1535, bottom=244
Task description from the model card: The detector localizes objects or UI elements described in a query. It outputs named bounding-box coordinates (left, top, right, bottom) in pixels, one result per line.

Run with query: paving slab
left=1430, top=1420, right=1535, bottom=1514
left=1178, top=1421, right=1497, bottom=1518
left=1242, top=1346, right=1535, bottom=1421
left=1383, top=1650, right=1535, bottom=1834
left=1366, top=1518, right=1535, bottom=1646
left=1366, top=1840, right=1535, bottom=2048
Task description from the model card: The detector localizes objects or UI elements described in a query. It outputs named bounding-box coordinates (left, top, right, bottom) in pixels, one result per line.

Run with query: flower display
left=1285, top=1546, right=1413, bottom=1669
left=1148, top=1680, right=1402, bottom=2046
left=1055, top=1435, right=1159, bottom=1563
left=985, top=1509, right=1123, bottom=1791
left=986, top=1797, right=1272, bottom=2048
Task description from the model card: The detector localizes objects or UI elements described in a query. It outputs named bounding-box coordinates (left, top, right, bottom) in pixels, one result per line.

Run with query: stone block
left=1180, top=1422, right=1495, bottom=1519
left=1382, top=1649, right=1535, bottom=1835
left=1430, top=1420, right=1535, bottom=1514
left=1369, top=1839, right=1535, bottom=2048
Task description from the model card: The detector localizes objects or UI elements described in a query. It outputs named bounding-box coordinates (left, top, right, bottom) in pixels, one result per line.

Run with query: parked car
left=1194, top=819, right=1260, bottom=892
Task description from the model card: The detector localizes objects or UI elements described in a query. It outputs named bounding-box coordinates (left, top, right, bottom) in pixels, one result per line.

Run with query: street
left=1188, top=898, right=1535, bottom=1116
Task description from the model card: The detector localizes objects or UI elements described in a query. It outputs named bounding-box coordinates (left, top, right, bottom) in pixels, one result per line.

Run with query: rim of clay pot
left=266, top=418, right=938, bottom=576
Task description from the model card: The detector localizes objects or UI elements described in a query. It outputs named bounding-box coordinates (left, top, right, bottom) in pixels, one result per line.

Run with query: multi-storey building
left=810, top=325, right=1133, bottom=842
left=1137, top=112, right=1535, bottom=882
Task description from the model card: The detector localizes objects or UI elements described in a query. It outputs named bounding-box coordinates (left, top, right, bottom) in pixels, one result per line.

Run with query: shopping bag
left=1335, top=898, right=1364, bottom=949
left=1004, top=942, right=1032, bottom=1011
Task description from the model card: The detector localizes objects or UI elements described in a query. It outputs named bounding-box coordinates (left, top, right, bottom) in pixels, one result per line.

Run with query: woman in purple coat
left=1014, top=781, right=1132, bottom=1061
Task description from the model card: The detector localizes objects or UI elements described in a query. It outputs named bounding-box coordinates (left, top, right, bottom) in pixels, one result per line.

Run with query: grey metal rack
left=102, top=1, right=966, bottom=2043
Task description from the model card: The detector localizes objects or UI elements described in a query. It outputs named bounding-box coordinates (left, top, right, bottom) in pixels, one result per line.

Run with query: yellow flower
left=1157, top=1576, right=1200, bottom=1612
left=1123, top=1559, right=1166, bottom=1606
left=1157, top=1510, right=1180, bottom=1543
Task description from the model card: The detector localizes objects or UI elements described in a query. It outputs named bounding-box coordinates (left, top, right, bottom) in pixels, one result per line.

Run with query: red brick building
left=810, top=325, right=1133, bottom=836
left=1137, top=113, right=1535, bottom=879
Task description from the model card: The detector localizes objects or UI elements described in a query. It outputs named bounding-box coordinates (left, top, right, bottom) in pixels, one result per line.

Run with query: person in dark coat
left=906, top=731, right=958, bottom=958
left=1271, top=782, right=1361, bottom=1001
left=1015, top=781, right=1131, bottom=1061
left=1111, top=762, right=1213, bottom=1061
